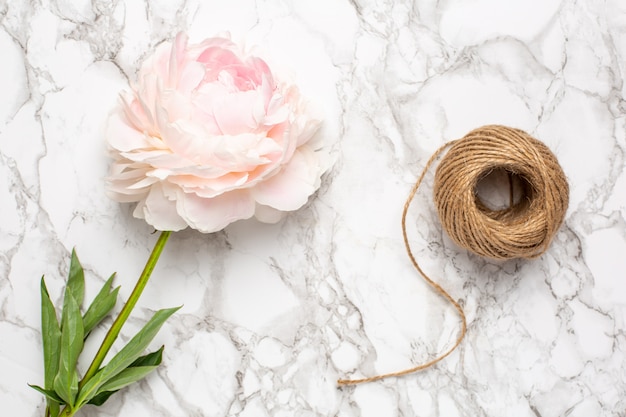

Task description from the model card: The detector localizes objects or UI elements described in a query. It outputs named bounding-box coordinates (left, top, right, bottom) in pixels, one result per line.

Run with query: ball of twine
left=338, top=125, right=569, bottom=386
left=434, top=125, right=569, bottom=259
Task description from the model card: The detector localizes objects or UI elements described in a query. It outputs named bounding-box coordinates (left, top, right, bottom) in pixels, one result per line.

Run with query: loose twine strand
left=337, top=125, right=568, bottom=386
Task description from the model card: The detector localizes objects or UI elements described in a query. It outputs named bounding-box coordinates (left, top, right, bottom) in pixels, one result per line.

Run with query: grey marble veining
left=1, top=0, right=625, bottom=416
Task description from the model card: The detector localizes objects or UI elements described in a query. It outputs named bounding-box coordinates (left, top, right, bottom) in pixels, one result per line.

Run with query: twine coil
left=435, top=125, right=569, bottom=259
left=338, top=125, right=569, bottom=386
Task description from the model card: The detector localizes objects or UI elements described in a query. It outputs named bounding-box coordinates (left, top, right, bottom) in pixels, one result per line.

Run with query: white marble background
left=1, top=0, right=626, bottom=416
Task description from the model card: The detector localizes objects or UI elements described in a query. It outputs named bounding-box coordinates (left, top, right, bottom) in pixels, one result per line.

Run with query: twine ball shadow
left=433, top=125, right=569, bottom=260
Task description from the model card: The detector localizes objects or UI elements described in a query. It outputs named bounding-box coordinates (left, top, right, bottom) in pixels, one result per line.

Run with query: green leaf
left=76, top=307, right=179, bottom=407
left=54, top=292, right=84, bottom=407
left=40, top=277, right=61, bottom=390
left=129, top=345, right=163, bottom=367
left=101, top=308, right=178, bottom=378
left=28, top=384, right=63, bottom=403
left=47, top=401, right=60, bottom=417
left=86, top=390, right=116, bottom=407
left=86, top=346, right=164, bottom=407
left=83, top=274, right=119, bottom=335
left=40, top=278, right=63, bottom=417
left=98, top=365, right=158, bottom=392
left=68, top=249, right=85, bottom=307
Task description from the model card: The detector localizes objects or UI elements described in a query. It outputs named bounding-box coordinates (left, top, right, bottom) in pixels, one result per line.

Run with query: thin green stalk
left=80, top=230, right=171, bottom=386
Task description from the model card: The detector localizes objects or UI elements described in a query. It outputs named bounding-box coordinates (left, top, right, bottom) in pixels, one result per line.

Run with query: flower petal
left=176, top=189, right=255, bottom=233
left=213, top=89, right=261, bottom=135
left=106, top=161, right=152, bottom=202
left=136, top=183, right=189, bottom=231
left=254, top=203, right=285, bottom=224
left=168, top=32, right=189, bottom=89
left=106, top=109, right=153, bottom=152
left=177, top=61, right=205, bottom=93
left=251, top=147, right=321, bottom=211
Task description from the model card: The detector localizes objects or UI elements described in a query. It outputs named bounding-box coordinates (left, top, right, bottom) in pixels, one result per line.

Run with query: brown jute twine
left=338, top=125, right=569, bottom=386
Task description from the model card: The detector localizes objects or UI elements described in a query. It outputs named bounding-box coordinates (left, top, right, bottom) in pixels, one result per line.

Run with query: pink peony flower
left=106, top=33, right=325, bottom=232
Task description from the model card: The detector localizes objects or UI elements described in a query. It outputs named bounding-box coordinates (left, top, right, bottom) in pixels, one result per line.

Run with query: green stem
left=80, top=230, right=171, bottom=386
left=60, top=407, right=73, bottom=417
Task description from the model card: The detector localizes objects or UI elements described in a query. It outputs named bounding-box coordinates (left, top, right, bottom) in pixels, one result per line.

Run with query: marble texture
left=1, top=0, right=626, bottom=416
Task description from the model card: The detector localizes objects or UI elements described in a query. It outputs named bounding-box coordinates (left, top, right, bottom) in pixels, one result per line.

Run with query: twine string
left=338, top=140, right=465, bottom=386
left=337, top=125, right=568, bottom=387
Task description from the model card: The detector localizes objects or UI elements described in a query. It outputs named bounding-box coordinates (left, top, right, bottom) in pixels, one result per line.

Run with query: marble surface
left=1, top=0, right=626, bottom=416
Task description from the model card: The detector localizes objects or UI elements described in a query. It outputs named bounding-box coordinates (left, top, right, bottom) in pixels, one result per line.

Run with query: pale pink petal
left=254, top=203, right=285, bottom=224
left=137, top=183, right=189, bottom=231
left=121, top=149, right=177, bottom=164
left=213, top=90, right=259, bottom=134
left=108, top=189, right=145, bottom=203
left=176, top=189, right=255, bottom=233
left=107, top=161, right=152, bottom=201
left=156, top=109, right=216, bottom=164
left=293, top=106, right=323, bottom=147
left=137, top=40, right=173, bottom=82
left=198, top=49, right=246, bottom=84
left=126, top=176, right=159, bottom=190
left=190, top=109, right=221, bottom=136
left=193, top=82, right=232, bottom=134
left=177, top=61, right=205, bottom=93
left=107, top=176, right=150, bottom=202
left=134, top=74, right=161, bottom=133
left=195, top=36, right=236, bottom=52
left=151, top=157, right=226, bottom=177
left=160, top=90, right=193, bottom=122
left=251, top=147, right=321, bottom=211
left=106, top=110, right=152, bottom=152
left=246, top=57, right=274, bottom=88
left=197, top=45, right=242, bottom=66
left=171, top=172, right=249, bottom=197
left=120, top=93, right=152, bottom=132
left=168, top=33, right=189, bottom=89
left=261, top=94, right=289, bottom=125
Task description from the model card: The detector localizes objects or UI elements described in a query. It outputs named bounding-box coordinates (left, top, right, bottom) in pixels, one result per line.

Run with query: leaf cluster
left=30, top=250, right=177, bottom=417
